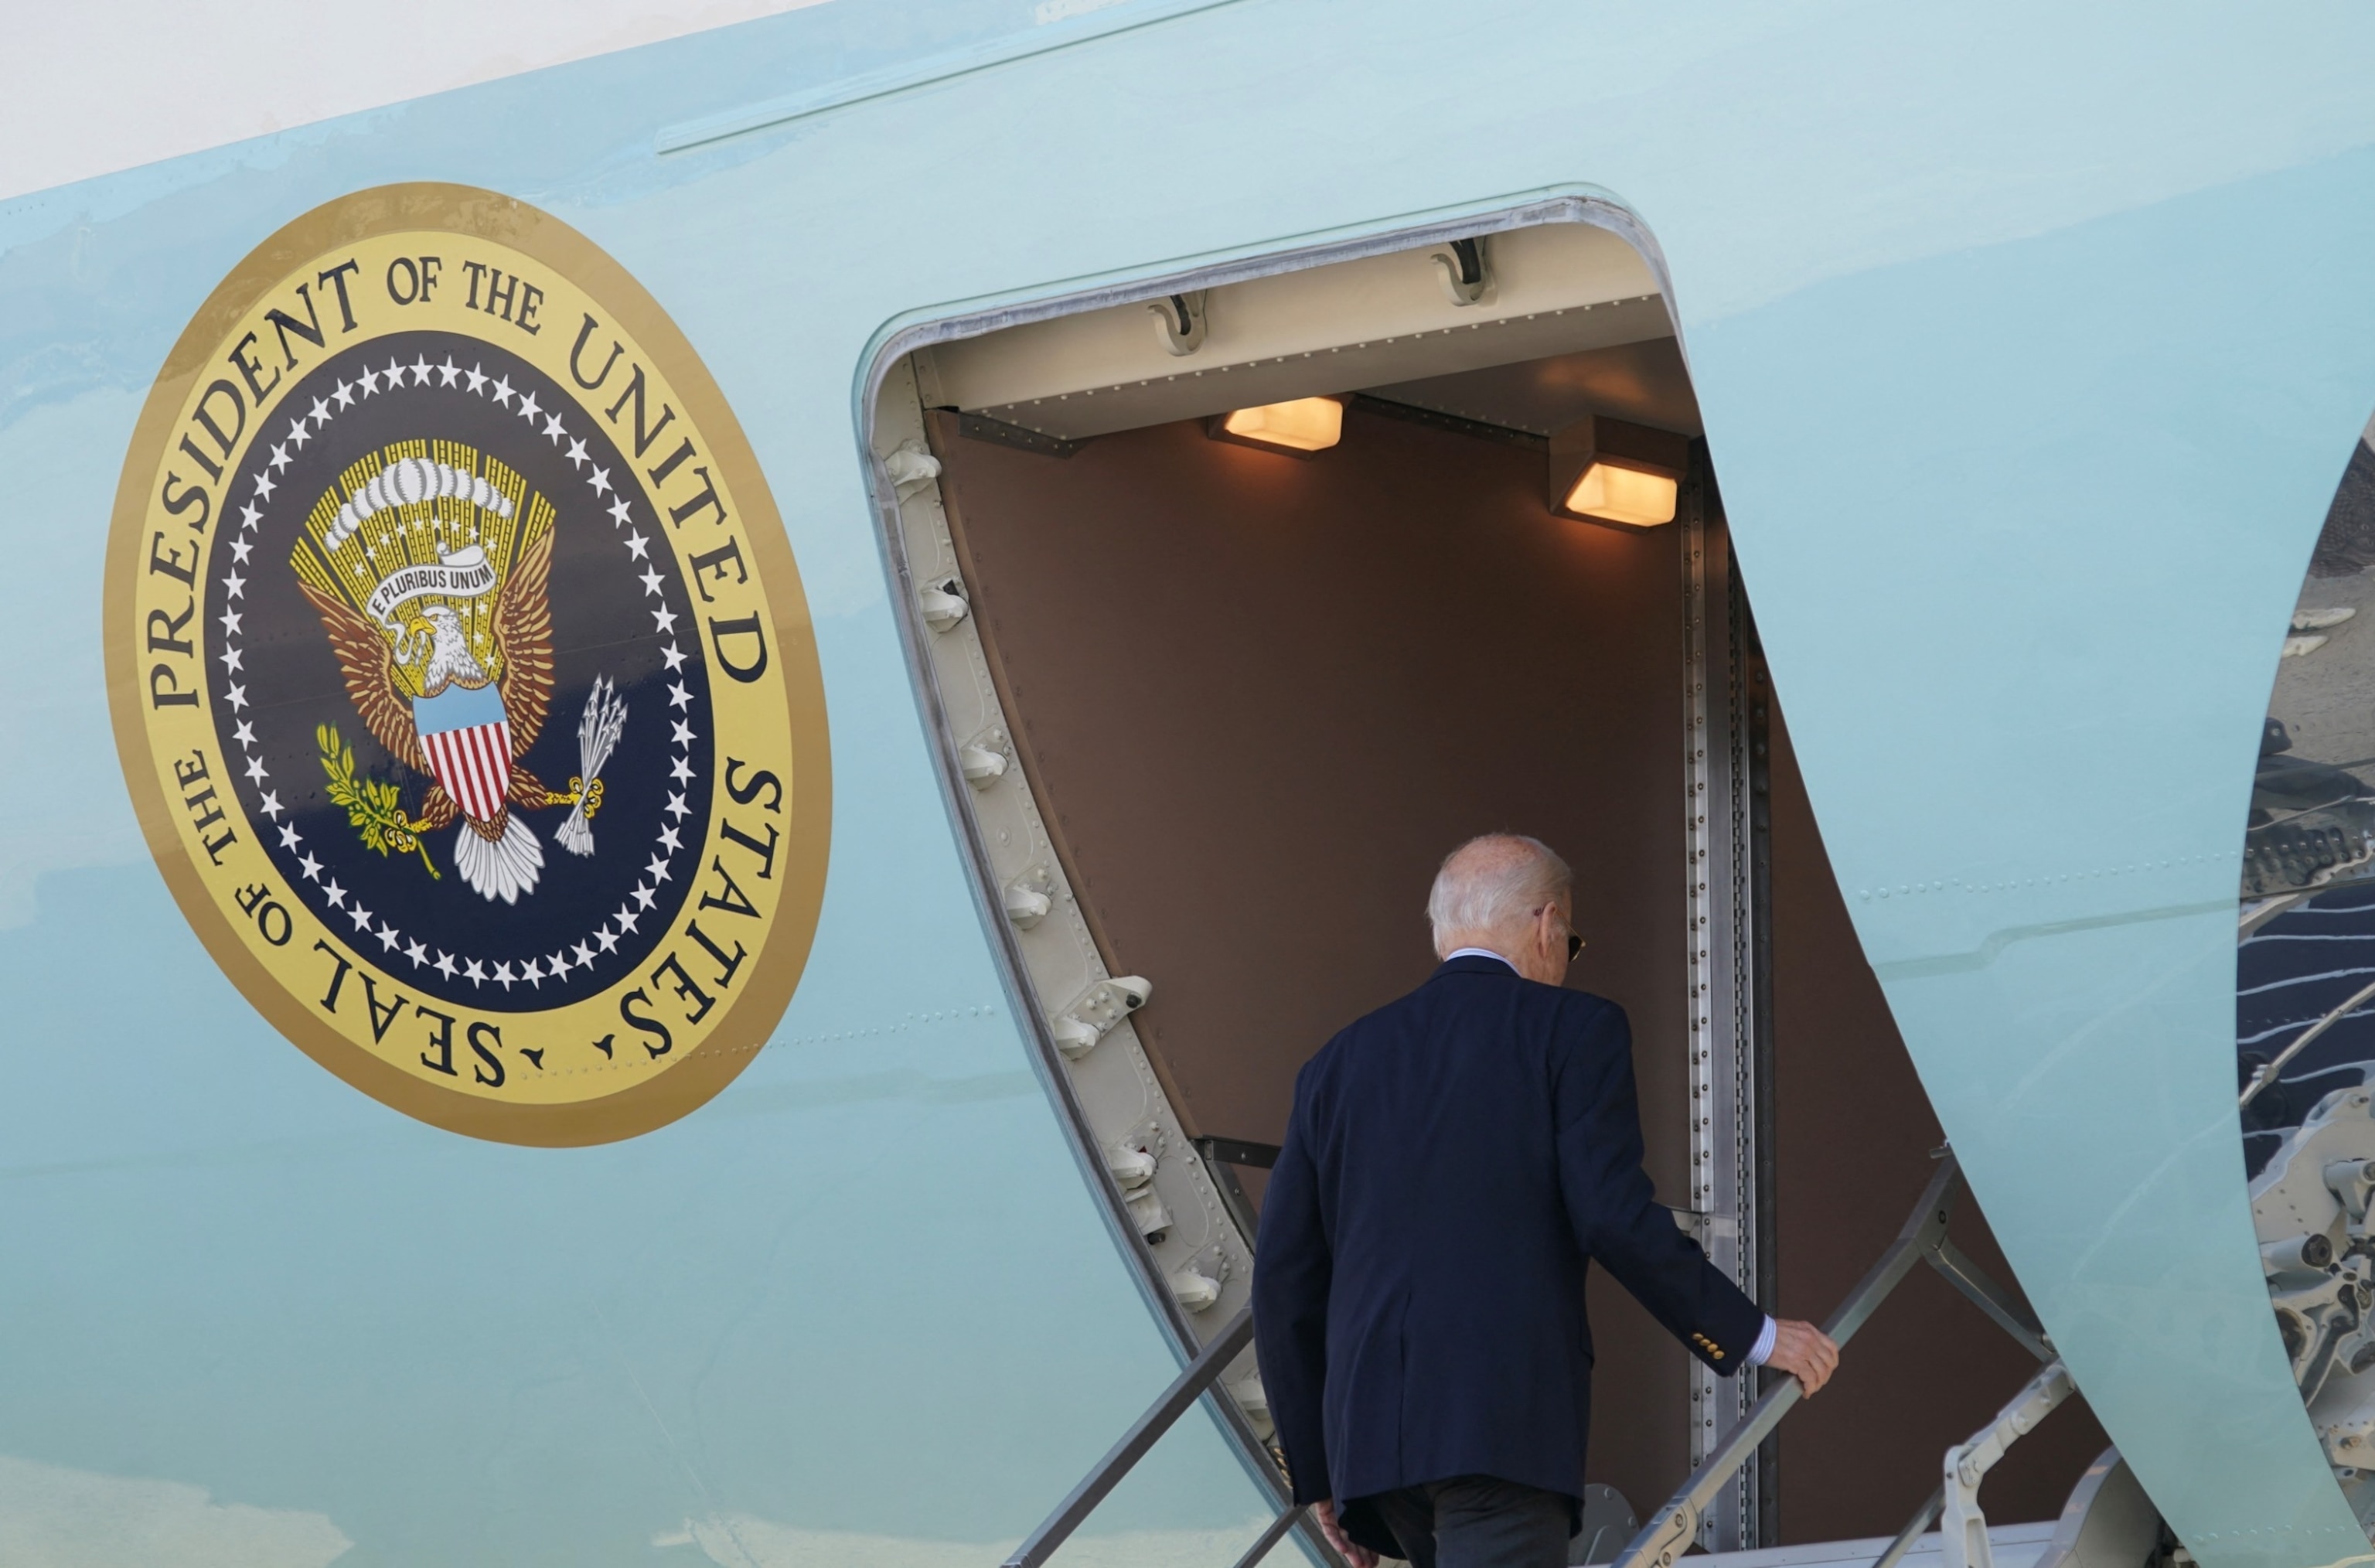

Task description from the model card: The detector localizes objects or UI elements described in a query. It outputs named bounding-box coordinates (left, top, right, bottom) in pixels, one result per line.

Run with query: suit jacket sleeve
left=1252, top=1072, right=1334, bottom=1504
left=1556, top=1000, right=1766, bottom=1373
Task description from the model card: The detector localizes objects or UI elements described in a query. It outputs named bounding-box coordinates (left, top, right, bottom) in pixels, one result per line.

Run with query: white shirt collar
left=1443, top=946, right=1517, bottom=973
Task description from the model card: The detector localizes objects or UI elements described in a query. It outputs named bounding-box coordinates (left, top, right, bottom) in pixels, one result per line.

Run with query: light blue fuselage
left=5, top=4, right=2374, bottom=1564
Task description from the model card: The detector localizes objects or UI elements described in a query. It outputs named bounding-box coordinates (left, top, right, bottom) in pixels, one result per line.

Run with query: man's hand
left=1313, top=1499, right=1378, bottom=1568
left=1764, top=1319, right=1841, bottom=1395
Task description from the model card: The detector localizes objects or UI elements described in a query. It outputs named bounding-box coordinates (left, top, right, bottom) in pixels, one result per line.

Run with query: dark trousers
left=1366, top=1475, right=1573, bottom=1568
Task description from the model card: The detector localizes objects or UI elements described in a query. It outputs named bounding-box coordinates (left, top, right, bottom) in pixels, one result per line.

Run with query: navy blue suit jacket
left=1252, top=956, right=1764, bottom=1550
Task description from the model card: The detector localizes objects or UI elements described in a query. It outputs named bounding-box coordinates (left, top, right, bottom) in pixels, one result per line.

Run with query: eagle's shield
left=414, top=683, right=514, bottom=823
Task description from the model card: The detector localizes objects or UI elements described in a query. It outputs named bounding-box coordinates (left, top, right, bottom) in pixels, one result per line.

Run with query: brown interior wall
left=1766, top=704, right=2109, bottom=1539
left=922, top=395, right=2111, bottom=1535
left=928, top=404, right=1696, bottom=1508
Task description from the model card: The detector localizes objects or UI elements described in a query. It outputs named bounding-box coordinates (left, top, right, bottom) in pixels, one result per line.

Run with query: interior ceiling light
left=1548, top=414, right=1691, bottom=528
left=1208, top=397, right=1344, bottom=455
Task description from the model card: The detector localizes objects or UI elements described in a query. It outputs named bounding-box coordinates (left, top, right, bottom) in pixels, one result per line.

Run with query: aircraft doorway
left=866, top=217, right=2104, bottom=1549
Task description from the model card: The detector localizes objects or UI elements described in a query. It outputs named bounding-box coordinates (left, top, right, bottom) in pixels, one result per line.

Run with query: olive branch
left=315, top=723, right=439, bottom=879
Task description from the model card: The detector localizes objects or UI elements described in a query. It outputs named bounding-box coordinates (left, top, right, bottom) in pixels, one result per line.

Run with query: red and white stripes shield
left=413, top=684, right=513, bottom=822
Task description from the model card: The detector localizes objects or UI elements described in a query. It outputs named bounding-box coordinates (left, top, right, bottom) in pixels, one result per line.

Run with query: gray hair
left=1426, top=833, right=1573, bottom=953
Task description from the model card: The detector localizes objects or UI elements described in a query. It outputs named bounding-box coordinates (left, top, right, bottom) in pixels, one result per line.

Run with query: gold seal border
left=104, top=183, right=832, bottom=1147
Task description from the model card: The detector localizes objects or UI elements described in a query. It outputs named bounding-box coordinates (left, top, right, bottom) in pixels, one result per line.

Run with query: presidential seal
left=105, top=186, right=830, bottom=1144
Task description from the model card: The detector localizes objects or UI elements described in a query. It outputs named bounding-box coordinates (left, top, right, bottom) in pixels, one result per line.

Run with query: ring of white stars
left=219, top=349, right=707, bottom=1000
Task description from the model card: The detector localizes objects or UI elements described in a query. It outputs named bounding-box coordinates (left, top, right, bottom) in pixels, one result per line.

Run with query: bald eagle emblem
left=294, top=447, right=625, bottom=903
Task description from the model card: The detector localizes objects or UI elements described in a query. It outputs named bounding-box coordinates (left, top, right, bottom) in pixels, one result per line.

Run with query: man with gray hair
left=1255, top=833, right=1838, bottom=1568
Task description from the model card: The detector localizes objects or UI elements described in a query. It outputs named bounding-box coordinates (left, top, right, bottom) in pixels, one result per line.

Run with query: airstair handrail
left=1001, top=1304, right=1268, bottom=1568
left=1010, top=1151, right=2043, bottom=1568
left=1610, top=1153, right=2052, bottom=1568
